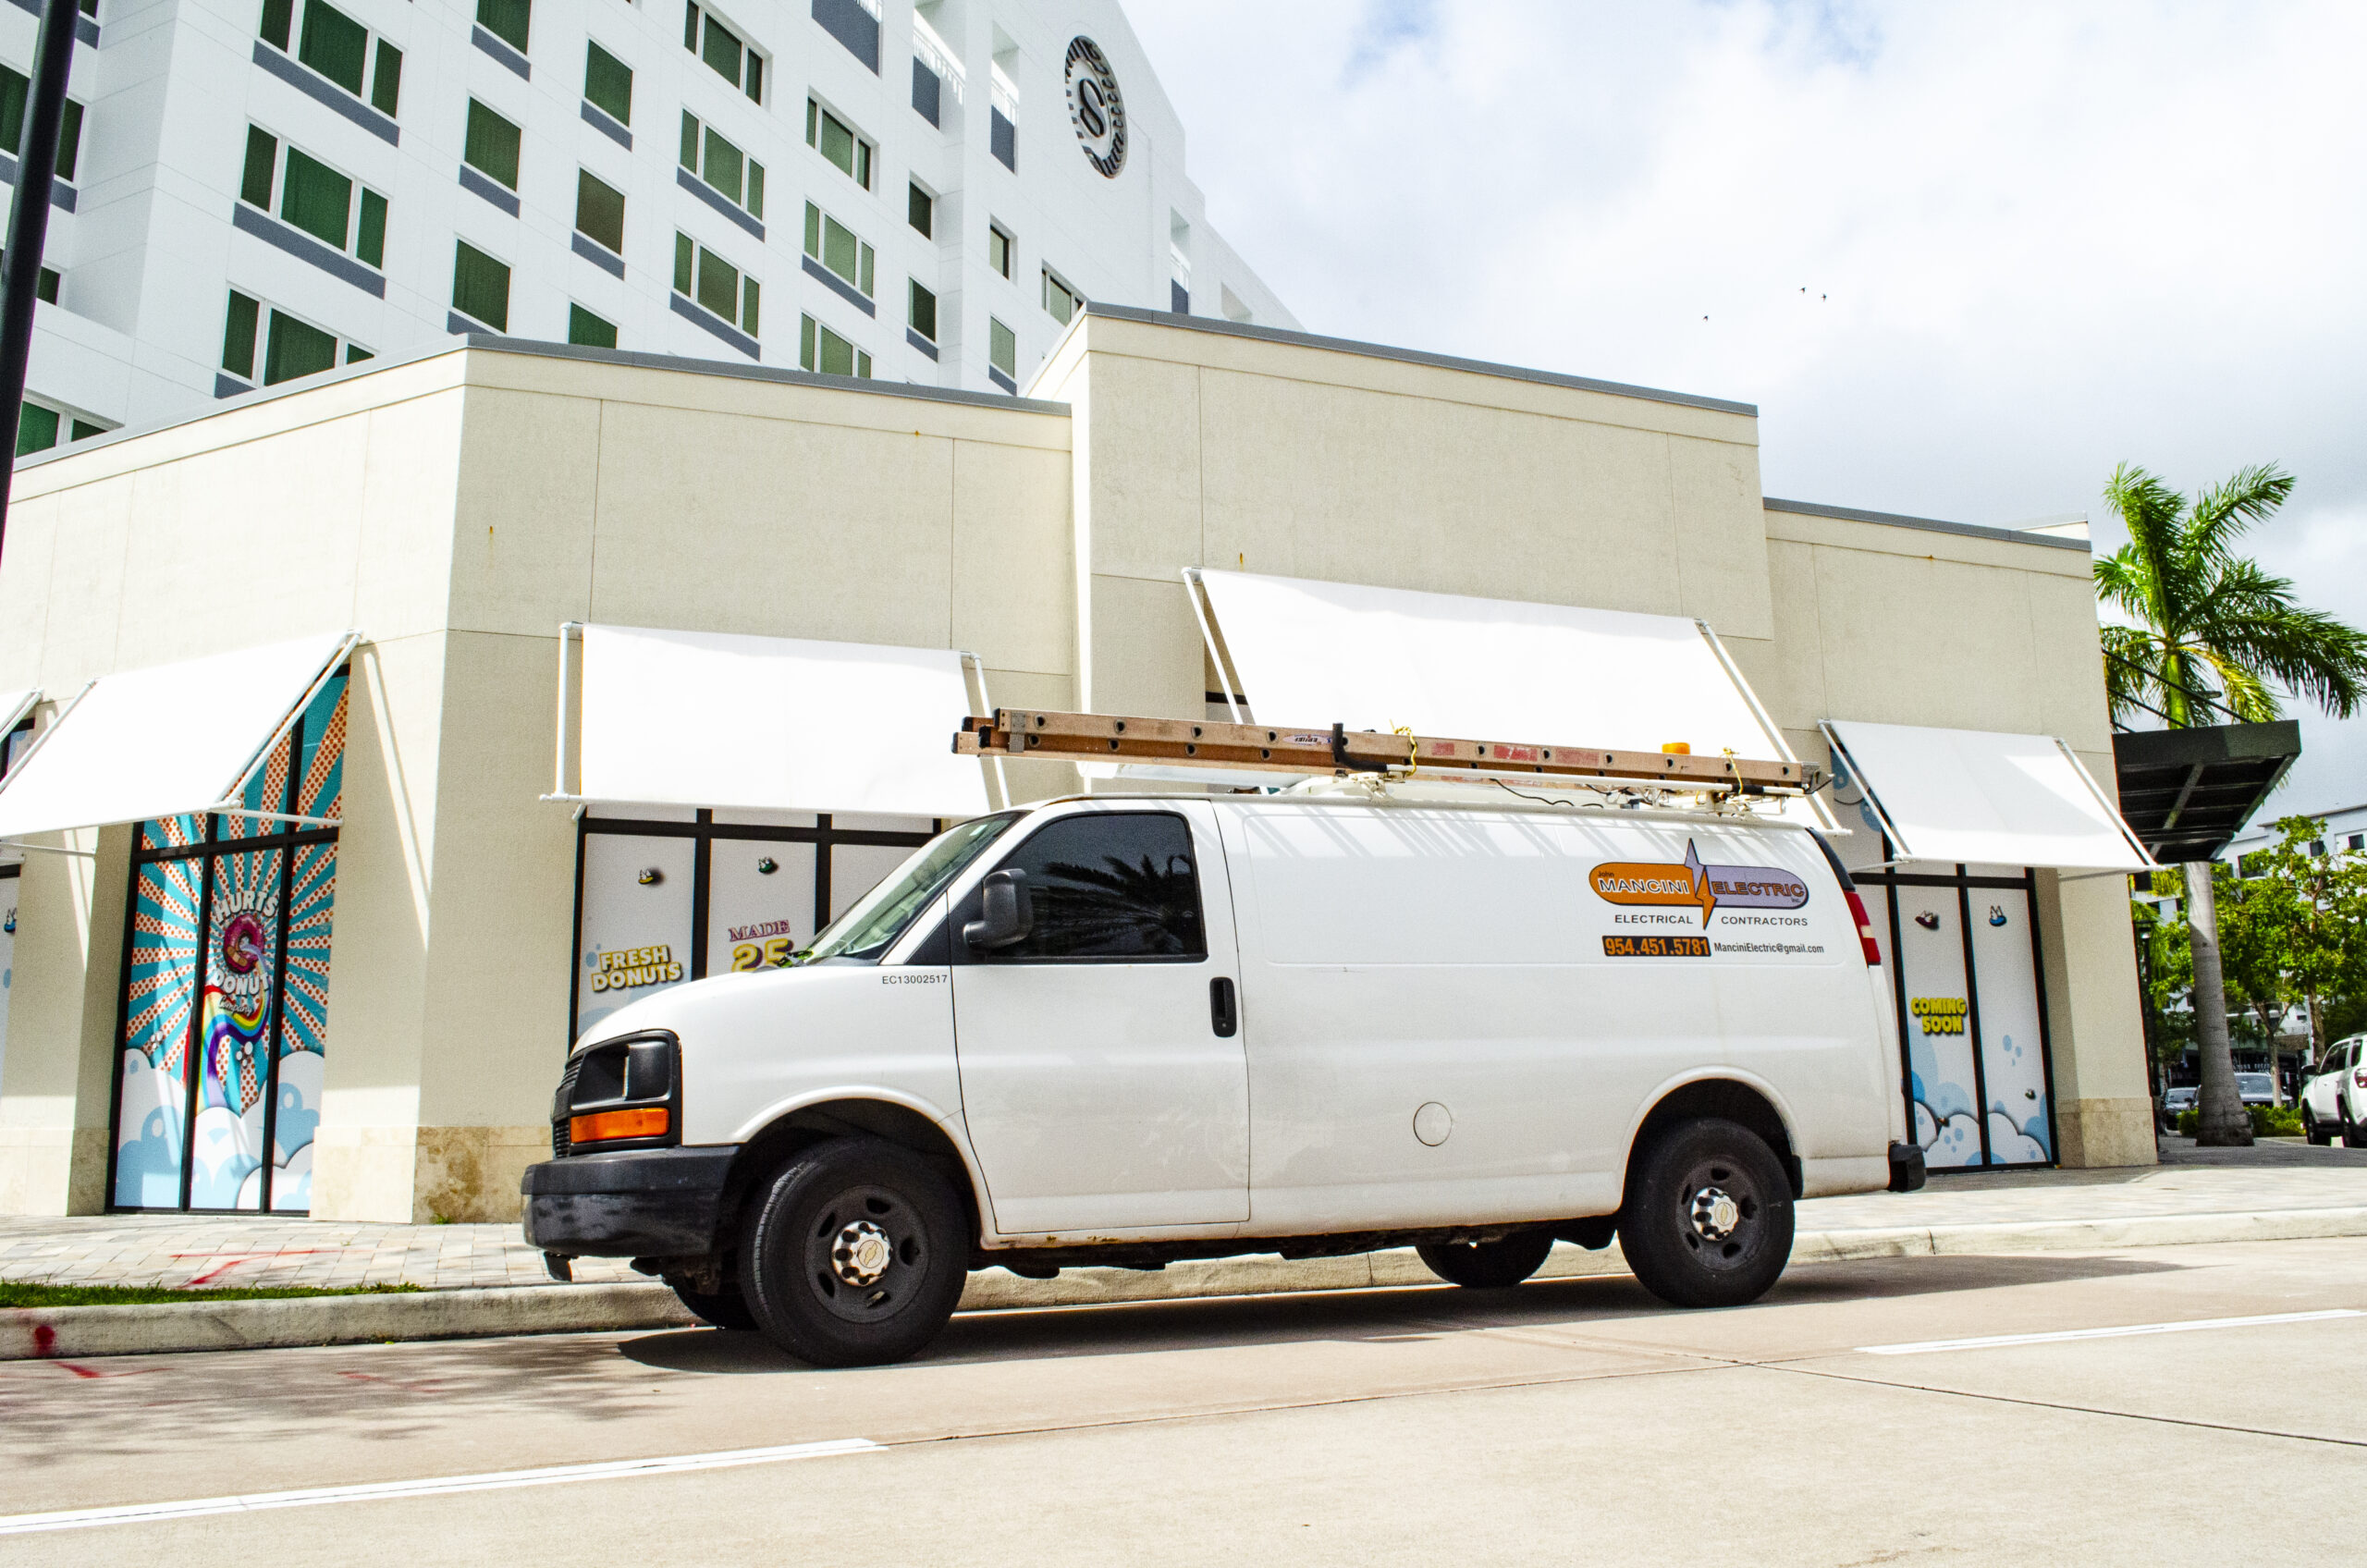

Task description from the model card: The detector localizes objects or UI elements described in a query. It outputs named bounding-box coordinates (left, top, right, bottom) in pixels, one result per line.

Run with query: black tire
left=2343, top=1108, right=2364, bottom=1150
left=1417, top=1231, right=1555, bottom=1289
left=2303, top=1108, right=2328, bottom=1147
left=668, top=1279, right=759, bottom=1331
left=742, top=1138, right=970, bottom=1367
left=1618, top=1117, right=1795, bottom=1309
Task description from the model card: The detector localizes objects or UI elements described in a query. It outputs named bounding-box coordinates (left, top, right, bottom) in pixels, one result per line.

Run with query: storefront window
left=110, top=671, right=345, bottom=1211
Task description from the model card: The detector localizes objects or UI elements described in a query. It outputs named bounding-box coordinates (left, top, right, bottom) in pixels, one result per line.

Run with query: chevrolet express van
left=524, top=789, right=1923, bottom=1366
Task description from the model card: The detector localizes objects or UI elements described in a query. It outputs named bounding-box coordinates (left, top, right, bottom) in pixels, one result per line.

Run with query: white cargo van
left=524, top=787, right=1924, bottom=1366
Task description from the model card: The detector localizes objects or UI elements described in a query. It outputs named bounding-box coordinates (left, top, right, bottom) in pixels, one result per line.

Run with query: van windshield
left=797, top=812, right=1024, bottom=964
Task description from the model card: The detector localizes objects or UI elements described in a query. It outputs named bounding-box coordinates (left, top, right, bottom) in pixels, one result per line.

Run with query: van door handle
left=1209, top=977, right=1238, bottom=1038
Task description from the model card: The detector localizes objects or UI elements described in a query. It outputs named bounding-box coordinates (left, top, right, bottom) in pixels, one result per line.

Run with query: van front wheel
left=1417, top=1231, right=1554, bottom=1289
left=1620, top=1117, right=1794, bottom=1309
left=742, top=1138, right=970, bottom=1367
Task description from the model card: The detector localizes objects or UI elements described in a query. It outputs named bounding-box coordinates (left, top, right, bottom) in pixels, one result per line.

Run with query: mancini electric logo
left=1590, top=840, right=1811, bottom=925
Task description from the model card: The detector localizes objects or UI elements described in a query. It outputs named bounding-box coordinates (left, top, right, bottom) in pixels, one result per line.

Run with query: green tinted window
left=240, top=127, right=277, bottom=208
left=679, top=111, right=699, bottom=171
left=694, top=246, right=738, bottom=324
left=452, top=240, right=510, bottom=331
left=279, top=148, right=353, bottom=250
left=0, top=68, right=22, bottom=155
left=346, top=343, right=373, bottom=363
left=569, top=304, right=618, bottom=349
left=260, top=0, right=294, bottom=50
left=264, top=310, right=338, bottom=386
left=673, top=231, right=693, bottom=295
left=465, top=100, right=521, bottom=190
left=355, top=188, right=386, bottom=267
left=371, top=42, right=402, bottom=116
left=55, top=100, right=80, bottom=182
left=15, top=402, right=57, bottom=457
left=575, top=170, right=624, bottom=253
left=990, top=317, right=1015, bottom=376
left=822, top=215, right=858, bottom=287
left=700, top=126, right=742, bottom=205
left=700, top=15, right=741, bottom=84
left=70, top=419, right=103, bottom=442
left=584, top=42, right=632, bottom=125
left=746, top=162, right=764, bottom=219
left=221, top=290, right=260, bottom=378
left=742, top=277, right=759, bottom=337
left=908, top=182, right=932, bottom=238
left=477, top=0, right=529, bottom=53
left=811, top=102, right=857, bottom=180
left=909, top=281, right=936, bottom=342
left=298, top=0, right=368, bottom=96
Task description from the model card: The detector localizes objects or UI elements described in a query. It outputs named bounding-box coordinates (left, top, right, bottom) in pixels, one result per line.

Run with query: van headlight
left=558, top=1032, right=680, bottom=1149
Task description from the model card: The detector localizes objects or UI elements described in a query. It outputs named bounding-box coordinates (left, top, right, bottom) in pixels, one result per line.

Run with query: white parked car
left=2301, top=1035, right=2367, bottom=1146
left=524, top=790, right=1920, bottom=1365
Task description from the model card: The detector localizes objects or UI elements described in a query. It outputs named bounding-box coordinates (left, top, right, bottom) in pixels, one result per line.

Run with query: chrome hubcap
left=831, top=1219, right=894, bottom=1287
left=1689, top=1185, right=1742, bottom=1242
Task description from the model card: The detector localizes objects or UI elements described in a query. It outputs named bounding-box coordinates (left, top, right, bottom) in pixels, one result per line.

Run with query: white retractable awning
left=554, top=624, right=994, bottom=817
left=0, top=633, right=358, bottom=844
left=1188, top=569, right=1830, bottom=825
left=1821, top=718, right=2154, bottom=871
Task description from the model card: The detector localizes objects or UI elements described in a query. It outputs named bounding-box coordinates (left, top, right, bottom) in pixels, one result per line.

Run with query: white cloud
left=1130, top=0, right=2367, bottom=811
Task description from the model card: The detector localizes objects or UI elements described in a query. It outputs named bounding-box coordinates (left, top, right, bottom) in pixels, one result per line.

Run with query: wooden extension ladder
left=955, top=708, right=1817, bottom=797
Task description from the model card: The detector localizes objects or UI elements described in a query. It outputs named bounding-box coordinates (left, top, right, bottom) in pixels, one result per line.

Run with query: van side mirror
left=964, top=868, right=1032, bottom=951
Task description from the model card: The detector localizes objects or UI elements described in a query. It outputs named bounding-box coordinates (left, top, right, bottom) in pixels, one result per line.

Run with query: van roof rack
left=955, top=709, right=1818, bottom=800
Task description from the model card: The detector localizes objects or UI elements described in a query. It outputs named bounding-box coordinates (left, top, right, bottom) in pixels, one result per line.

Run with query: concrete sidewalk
left=6, top=1149, right=2367, bottom=1359
left=5, top=1147, right=2365, bottom=1295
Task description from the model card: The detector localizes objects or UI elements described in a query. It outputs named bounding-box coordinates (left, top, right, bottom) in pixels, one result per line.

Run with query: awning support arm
left=959, top=651, right=1009, bottom=812
left=542, top=622, right=585, bottom=804
left=1183, top=568, right=1248, bottom=724
left=215, top=631, right=363, bottom=817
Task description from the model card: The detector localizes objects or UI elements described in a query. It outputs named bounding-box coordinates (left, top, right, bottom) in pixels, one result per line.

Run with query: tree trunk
left=2186, top=861, right=2253, bottom=1146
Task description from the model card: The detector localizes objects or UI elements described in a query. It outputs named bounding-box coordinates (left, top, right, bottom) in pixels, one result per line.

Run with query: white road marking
left=0, top=1438, right=881, bottom=1536
left=1857, top=1308, right=2361, bottom=1357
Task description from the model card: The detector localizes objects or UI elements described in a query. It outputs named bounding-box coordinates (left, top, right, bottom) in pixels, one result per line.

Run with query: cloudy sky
left=1128, top=0, right=2367, bottom=817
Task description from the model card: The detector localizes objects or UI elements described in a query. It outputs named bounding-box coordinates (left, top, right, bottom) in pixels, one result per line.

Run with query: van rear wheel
left=1620, top=1117, right=1794, bottom=1309
left=742, top=1138, right=970, bottom=1367
left=1417, top=1231, right=1554, bottom=1289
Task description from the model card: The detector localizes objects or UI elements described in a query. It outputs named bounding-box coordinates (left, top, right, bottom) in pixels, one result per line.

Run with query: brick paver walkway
left=2, top=1141, right=2362, bottom=1293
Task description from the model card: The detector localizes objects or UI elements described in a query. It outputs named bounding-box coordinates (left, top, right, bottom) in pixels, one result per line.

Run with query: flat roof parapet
left=1764, top=496, right=2093, bottom=553
left=1083, top=303, right=1759, bottom=418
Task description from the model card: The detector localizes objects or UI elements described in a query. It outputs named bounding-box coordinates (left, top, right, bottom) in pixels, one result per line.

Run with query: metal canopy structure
left=2111, top=720, right=2302, bottom=864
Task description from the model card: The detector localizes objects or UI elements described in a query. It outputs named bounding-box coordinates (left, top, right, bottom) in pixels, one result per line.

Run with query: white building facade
left=7, top=0, right=1294, bottom=447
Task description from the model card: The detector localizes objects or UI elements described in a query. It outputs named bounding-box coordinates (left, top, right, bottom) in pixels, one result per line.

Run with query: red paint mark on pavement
left=171, top=1248, right=336, bottom=1286
left=55, top=1362, right=102, bottom=1378
left=31, top=1323, right=55, bottom=1356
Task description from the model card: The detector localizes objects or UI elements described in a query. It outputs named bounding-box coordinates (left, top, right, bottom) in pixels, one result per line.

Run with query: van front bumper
left=521, top=1145, right=739, bottom=1257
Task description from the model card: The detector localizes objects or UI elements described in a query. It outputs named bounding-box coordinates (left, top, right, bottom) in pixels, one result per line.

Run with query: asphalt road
left=4, top=1237, right=2363, bottom=1565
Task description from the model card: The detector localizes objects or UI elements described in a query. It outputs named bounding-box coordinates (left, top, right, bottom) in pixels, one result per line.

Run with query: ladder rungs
left=955, top=709, right=1811, bottom=791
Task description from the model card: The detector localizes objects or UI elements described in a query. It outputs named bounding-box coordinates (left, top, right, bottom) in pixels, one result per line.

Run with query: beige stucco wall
left=0, top=317, right=2155, bottom=1229
left=1039, top=312, right=2150, bottom=1170
left=1034, top=313, right=1773, bottom=723
left=0, top=347, right=1078, bottom=1220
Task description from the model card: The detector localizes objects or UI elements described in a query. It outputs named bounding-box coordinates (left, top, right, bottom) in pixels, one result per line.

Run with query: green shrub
left=2254, top=1102, right=2304, bottom=1137
left=2174, top=1102, right=2304, bottom=1137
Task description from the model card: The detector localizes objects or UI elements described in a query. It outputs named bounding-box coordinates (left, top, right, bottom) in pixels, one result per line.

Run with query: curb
left=0, top=1282, right=694, bottom=1362
left=10, top=1206, right=2367, bottom=1361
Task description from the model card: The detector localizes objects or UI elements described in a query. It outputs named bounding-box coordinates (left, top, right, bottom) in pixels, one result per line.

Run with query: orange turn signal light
left=570, top=1107, right=670, bottom=1144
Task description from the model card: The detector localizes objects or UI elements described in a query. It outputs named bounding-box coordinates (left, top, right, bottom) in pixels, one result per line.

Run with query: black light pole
left=0, top=0, right=79, bottom=569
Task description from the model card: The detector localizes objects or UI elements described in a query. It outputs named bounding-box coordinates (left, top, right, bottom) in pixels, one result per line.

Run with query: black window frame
left=950, top=809, right=1209, bottom=966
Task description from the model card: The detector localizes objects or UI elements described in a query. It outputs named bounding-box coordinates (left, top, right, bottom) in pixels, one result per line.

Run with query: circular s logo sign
left=1064, top=36, right=1126, bottom=178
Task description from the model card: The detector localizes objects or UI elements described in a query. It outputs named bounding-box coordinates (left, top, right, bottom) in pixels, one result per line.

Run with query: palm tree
left=2097, top=462, right=2367, bottom=1146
